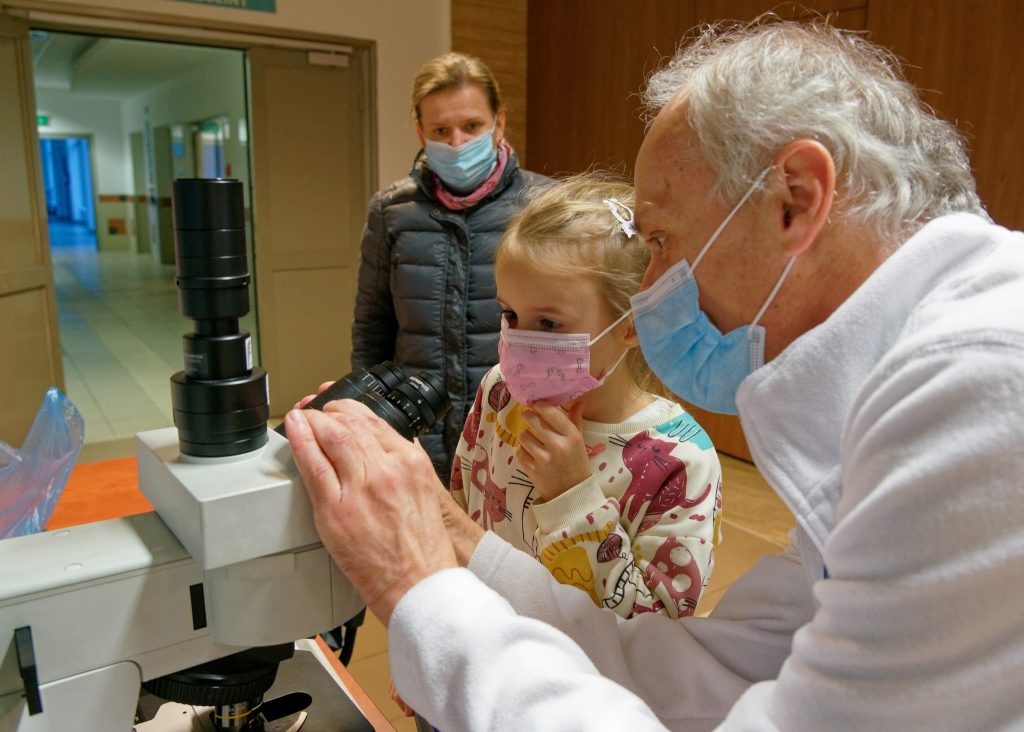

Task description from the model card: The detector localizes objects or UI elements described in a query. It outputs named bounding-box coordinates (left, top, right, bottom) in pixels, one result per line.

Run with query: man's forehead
left=635, top=106, right=702, bottom=225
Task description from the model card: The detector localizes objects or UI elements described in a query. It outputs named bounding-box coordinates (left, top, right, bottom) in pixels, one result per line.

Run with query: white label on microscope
left=245, top=335, right=253, bottom=370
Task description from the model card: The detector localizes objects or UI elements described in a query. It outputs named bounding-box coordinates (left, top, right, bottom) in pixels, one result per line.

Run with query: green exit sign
left=37, top=115, right=49, bottom=127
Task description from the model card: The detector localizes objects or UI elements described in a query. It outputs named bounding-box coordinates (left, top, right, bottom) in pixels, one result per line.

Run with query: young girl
left=450, top=174, right=723, bottom=619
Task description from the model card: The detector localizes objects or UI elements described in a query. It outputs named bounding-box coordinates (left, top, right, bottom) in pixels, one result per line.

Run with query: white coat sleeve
left=389, top=531, right=815, bottom=731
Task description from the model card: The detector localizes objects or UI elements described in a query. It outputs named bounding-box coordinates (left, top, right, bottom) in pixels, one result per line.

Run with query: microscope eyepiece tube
left=170, top=178, right=268, bottom=458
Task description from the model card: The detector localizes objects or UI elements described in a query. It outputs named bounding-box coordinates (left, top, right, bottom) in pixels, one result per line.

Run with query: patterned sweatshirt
left=450, top=364, right=723, bottom=619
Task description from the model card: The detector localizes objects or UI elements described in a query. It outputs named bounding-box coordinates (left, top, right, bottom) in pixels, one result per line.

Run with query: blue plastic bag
left=0, top=388, right=84, bottom=539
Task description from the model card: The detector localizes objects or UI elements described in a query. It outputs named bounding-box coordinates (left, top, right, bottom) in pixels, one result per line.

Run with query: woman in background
left=351, top=52, right=548, bottom=480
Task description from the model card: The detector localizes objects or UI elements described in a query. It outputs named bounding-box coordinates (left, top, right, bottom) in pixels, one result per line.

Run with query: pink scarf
left=433, top=141, right=511, bottom=211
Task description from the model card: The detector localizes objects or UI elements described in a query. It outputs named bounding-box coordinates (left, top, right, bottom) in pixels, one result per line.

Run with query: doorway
left=1, top=11, right=374, bottom=451
left=31, top=30, right=253, bottom=446
left=39, top=135, right=97, bottom=252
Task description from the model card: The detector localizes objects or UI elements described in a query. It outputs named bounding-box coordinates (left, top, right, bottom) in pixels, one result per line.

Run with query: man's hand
left=517, top=401, right=591, bottom=502
left=293, top=381, right=334, bottom=410
left=286, top=401, right=457, bottom=625
left=437, top=485, right=486, bottom=565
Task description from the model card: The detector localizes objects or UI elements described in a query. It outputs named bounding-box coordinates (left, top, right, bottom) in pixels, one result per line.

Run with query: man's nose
left=450, top=130, right=471, bottom=147
left=639, top=261, right=665, bottom=291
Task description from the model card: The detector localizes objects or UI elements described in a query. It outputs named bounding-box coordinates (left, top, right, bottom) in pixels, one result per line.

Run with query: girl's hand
left=517, top=401, right=590, bottom=502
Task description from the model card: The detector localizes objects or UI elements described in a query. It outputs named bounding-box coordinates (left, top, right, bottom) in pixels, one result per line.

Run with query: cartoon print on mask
left=546, top=366, right=565, bottom=380
left=635, top=537, right=703, bottom=616
left=469, top=451, right=511, bottom=530
left=612, top=431, right=712, bottom=524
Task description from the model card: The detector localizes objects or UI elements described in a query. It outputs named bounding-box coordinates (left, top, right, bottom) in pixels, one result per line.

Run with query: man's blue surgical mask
left=424, top=126, right=498, bottom=193
left=628, top=167, right=797, bottom=415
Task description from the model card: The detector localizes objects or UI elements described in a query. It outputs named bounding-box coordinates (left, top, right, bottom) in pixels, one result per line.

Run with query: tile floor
left=50, top=222, right=181, bottom=446
left=52, top=222, right=798, bottom=727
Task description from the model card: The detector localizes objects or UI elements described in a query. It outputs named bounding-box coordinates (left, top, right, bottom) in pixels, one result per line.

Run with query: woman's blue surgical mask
left=627, top=168, right=797, bottom=415
left=424, top=126, right=498, bottom=193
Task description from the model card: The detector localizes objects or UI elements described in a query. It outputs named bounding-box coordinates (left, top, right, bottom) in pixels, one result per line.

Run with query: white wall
left=121, top=49, right=249, bottom=197
left=20, top=0, right=451, bottom=187
left=34, top=86, right=131, bottom=192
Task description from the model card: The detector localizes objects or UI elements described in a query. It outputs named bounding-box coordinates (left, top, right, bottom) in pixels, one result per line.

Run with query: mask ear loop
left=588, top=309, right=633, bottom=346
left=692, top=166, right=772, bottom=271
left=750, top=256, right=797, bottom=328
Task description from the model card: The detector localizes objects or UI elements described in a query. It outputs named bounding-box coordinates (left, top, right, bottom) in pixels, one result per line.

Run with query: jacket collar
left=410, top=145, right=522, bottom=208
left=735, top=213, right=995, bottom=551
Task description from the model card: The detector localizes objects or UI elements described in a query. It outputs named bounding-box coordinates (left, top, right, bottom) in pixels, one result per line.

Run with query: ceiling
left=31, top=30, right=239, bottom=98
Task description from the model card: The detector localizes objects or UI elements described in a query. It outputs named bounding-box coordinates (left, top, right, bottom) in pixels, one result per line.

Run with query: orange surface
left=314, top=636, right=396, bottom=732
left=45, top=456, right=152, bottom=530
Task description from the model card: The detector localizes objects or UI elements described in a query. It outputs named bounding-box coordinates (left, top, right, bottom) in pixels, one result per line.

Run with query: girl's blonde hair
left=497, top=172, right=659, bottom=394
left=411, top=52, right=503, bottom=122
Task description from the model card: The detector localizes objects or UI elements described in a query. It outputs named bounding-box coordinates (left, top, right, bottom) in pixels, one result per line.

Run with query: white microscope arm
left=0, top=427, right=364, bottom=731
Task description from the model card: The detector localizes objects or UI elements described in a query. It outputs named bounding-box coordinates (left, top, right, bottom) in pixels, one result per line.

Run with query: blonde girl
left=450, top=173, right=724, bottom=619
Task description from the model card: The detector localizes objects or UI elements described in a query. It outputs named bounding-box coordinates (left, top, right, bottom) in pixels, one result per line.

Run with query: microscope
left=0, top=179, right=449, bottom=730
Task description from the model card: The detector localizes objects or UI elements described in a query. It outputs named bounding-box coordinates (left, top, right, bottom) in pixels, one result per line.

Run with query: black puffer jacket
left=351, top=149, right=549, bottom=478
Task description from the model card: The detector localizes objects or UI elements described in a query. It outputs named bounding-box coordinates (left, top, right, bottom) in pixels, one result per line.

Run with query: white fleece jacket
left=389, top=213, right=1024, bottom=731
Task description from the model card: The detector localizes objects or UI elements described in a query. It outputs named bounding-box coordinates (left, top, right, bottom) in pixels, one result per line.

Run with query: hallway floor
left=50, top=221, right=180, bottom=450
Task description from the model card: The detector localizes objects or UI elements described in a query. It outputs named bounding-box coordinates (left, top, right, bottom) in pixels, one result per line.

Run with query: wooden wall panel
left=527, top=0, right=697, bottom=178
left=867, top=0, right=1024, bottom=231
left=452, top=0, right=529, bottom=164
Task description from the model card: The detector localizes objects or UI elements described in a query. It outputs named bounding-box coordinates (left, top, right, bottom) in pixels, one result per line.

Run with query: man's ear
left=772, top=139, right=835, bottom=257
left=414, top=120, right=426, bottom=150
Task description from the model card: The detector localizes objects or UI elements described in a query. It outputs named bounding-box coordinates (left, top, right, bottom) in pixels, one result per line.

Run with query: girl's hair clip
left=603, top=198, right=637, bottom=239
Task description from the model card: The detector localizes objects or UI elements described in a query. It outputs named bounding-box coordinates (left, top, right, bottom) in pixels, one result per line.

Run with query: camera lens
left=277, top=362, right=449, bottom=442
left=171, top=178, right=268, bottom=458
left=357, top=369, right=449, bottom=441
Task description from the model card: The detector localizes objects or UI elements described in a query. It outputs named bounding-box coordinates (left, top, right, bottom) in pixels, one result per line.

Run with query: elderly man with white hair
left=285, top=19, right=1024, bottom=731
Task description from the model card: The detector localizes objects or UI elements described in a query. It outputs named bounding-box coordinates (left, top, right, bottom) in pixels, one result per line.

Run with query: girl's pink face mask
left=497, top=311, right=630, bottom=406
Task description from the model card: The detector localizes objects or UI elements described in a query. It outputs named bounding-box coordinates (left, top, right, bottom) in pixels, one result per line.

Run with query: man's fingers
left=322, top=399, right=413, bottom=452
left=301, top=408, right=378, bottom=490
left=286, top=409, right=342, bottom=509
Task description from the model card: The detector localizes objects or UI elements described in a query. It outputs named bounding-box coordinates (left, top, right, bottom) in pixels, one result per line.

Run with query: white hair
left=643, top=19, right=989, bottom=244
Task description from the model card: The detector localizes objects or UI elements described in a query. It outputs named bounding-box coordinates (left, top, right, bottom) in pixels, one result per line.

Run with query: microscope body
left=0, top=427, right=363, bottom=731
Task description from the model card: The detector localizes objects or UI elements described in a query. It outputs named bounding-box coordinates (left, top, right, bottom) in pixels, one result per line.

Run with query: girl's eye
left=433, top=127, right=447, bottom=137
left=539, top=318, right=561, bottom=331
left=466, top=122, right=480, bottom=133
left=500, top=309, right=518, bottom=327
